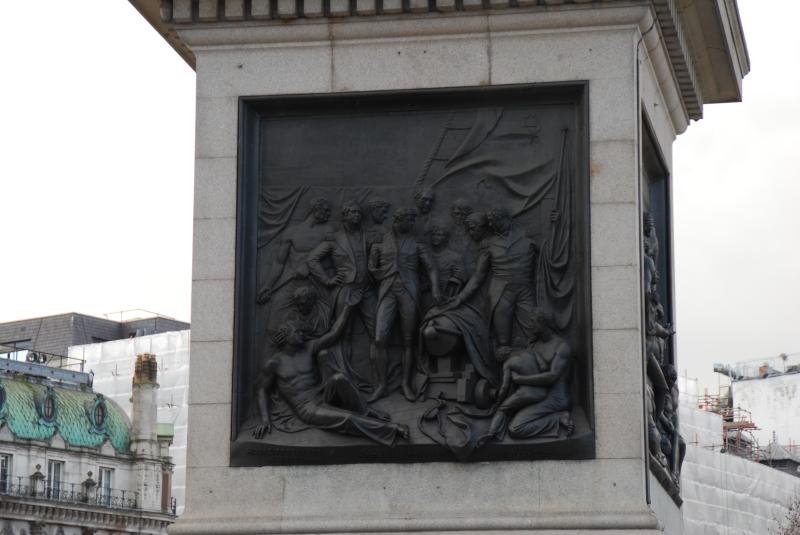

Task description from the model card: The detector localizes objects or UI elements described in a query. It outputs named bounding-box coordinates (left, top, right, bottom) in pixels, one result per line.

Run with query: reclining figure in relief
left=252, top=289, right=410, bottom=447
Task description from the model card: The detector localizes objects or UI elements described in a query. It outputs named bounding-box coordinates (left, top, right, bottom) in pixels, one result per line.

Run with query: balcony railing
left=0, top=477, right=138, bottom=511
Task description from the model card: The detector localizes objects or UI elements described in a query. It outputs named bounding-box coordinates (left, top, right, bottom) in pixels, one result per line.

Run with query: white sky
left=0, top=1, right=797, bottom=394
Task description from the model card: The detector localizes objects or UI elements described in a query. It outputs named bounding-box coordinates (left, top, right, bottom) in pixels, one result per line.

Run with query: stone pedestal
left=128, top=1, right=748, bottom=534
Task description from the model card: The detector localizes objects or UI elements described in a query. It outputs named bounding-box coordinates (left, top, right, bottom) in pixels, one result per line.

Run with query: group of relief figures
left=250, top=187, right=576, bottom=456
left=643, top=212, right=685, bottom=487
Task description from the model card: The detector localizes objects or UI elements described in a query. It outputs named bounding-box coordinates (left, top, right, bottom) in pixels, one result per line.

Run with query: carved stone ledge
left=649, top=453, right=683, bottom=507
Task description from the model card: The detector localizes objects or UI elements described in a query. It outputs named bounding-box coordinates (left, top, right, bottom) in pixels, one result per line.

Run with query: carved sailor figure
left=365, top=197, right=391, bottom=237
left=464, top=211, right=491, bottom=276
left=368, top=207, right=441, bottom=402
left=256, top=197, right=336, bottom=335
left=256, top=197, right=335, bottom=302
left=477, top=307, right=574, bottom=446
left=447, top=205, right=539, bottom=346
left=412, top=187, right=436, bottom=242
left=449, top=199, right=473, bottom=258
left=429, top=223, right=469, bottom=298
left=307, top=200, right=379, bottom=370
left=280, top=286, right=331, bottom=340
left=252, top=289, right=409, bottom=447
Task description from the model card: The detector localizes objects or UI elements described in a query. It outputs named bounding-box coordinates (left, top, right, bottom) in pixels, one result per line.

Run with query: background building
left=69, top=331, right=190, bottom=515
left=0, top=312, right=189, bottom=368
left=679, top=375, right=800, bottom=534
left=0, top=353, right=176, bottom=534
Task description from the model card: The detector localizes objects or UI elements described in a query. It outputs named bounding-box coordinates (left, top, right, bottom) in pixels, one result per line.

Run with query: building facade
left=68, top=331, right=190, bottom=515
left=0, top=313, right=189, bottom=368
left=0, top=354, right=175, bottom=535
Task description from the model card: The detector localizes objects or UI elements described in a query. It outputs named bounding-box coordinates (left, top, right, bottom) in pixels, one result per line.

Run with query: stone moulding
left=169, top=510, right=661, bottom=535
left=131, top=0, right=749, bottom=130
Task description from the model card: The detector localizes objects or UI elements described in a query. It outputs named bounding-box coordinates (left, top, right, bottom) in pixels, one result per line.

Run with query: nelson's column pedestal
left=130, top=1, right=748, bottom=534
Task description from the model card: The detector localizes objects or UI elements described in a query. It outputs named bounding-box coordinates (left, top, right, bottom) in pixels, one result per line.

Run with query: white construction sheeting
left=679, top=375, right=700, bottom=409
left=682, top=444, right=800, bottom=534
left=679, top=405, right=724, bottom=450
left=732, top=373, right=800, bottom=447
left=679, top=395, right=800, bottom=534
left=69, top=331, right=190, bottom=515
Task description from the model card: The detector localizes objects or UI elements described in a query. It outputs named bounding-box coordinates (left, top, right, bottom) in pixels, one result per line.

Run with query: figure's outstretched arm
left=448, top=249, right=489, bottom=308
left=311, top=290, right=364, bottom=352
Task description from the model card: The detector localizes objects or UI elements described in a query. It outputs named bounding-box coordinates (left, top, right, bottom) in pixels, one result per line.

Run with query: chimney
left=131, top=353, right=159, bottom=457
left=131, top=352, right=166, bottom=512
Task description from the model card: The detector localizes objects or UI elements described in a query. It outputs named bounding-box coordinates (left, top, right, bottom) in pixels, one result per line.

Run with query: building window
left=43, top=394, right=56, bottom=421
left=34, top=386, right=59, bottom=426
left=98, top=468, right=113, bottom=506
left=94, top=403, right=106, bottom=427
left=0, top=454, right=10, bottom=493
left=1, top=340, right=31, bottom=361
left=47, top=461, right=63, bottom=499
left=87, top=395, right=109, bottom=435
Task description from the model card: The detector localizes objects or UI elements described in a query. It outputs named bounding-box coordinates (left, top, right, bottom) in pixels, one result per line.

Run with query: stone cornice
left=128, top=0, right=747, bottom=123
left=652, top=0, right=701, bottom=119
left=0, top=496, right=174, bottom=534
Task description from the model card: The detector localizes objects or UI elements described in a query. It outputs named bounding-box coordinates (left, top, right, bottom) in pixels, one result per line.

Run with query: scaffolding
left=699, top=391, right=761, bottom=461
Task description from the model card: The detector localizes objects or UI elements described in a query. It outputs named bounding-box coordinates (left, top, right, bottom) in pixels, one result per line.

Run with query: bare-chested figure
left=643, top=237, right=670, bottom=420
left=643, top=212, right=659, bottom=267
left=477, top=307, right=574, bottom=445
left=252, top=290, right=409, bottom=447
left=256, top=198, right=336, bottom=335
left=257, top=197, right=335, bottom=303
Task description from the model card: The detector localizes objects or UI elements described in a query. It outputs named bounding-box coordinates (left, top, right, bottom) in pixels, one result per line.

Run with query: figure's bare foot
left=401, top=383, right=416, bottom=402
left=396, top=423, right=410, bottom=440
left=367, top=385, right=387, bottom=403
left=476, top=432, right=494, bottom=449
left=369, top=408, right=391, bottom=421
left=559, top=412, right=574, bottom=437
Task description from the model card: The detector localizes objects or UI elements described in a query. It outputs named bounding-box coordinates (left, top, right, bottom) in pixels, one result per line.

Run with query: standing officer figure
left=369, top=207, right=441, bottom=402
left=307, top=200, right=379, bottom=378
left=447, top=205, right=539, bottom=347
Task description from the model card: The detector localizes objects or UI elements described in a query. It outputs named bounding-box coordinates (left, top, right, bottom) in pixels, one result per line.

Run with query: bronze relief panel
left=231, top=84, right=594, bottom=465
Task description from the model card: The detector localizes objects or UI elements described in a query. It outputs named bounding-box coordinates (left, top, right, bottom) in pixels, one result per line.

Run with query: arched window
left=94, top=402, right=106, bottom=427
left=43, top=394, right=56, bottom=421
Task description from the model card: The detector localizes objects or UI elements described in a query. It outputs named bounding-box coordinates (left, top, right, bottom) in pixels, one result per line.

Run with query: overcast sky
left=0, top=1, right=797, bottom=394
